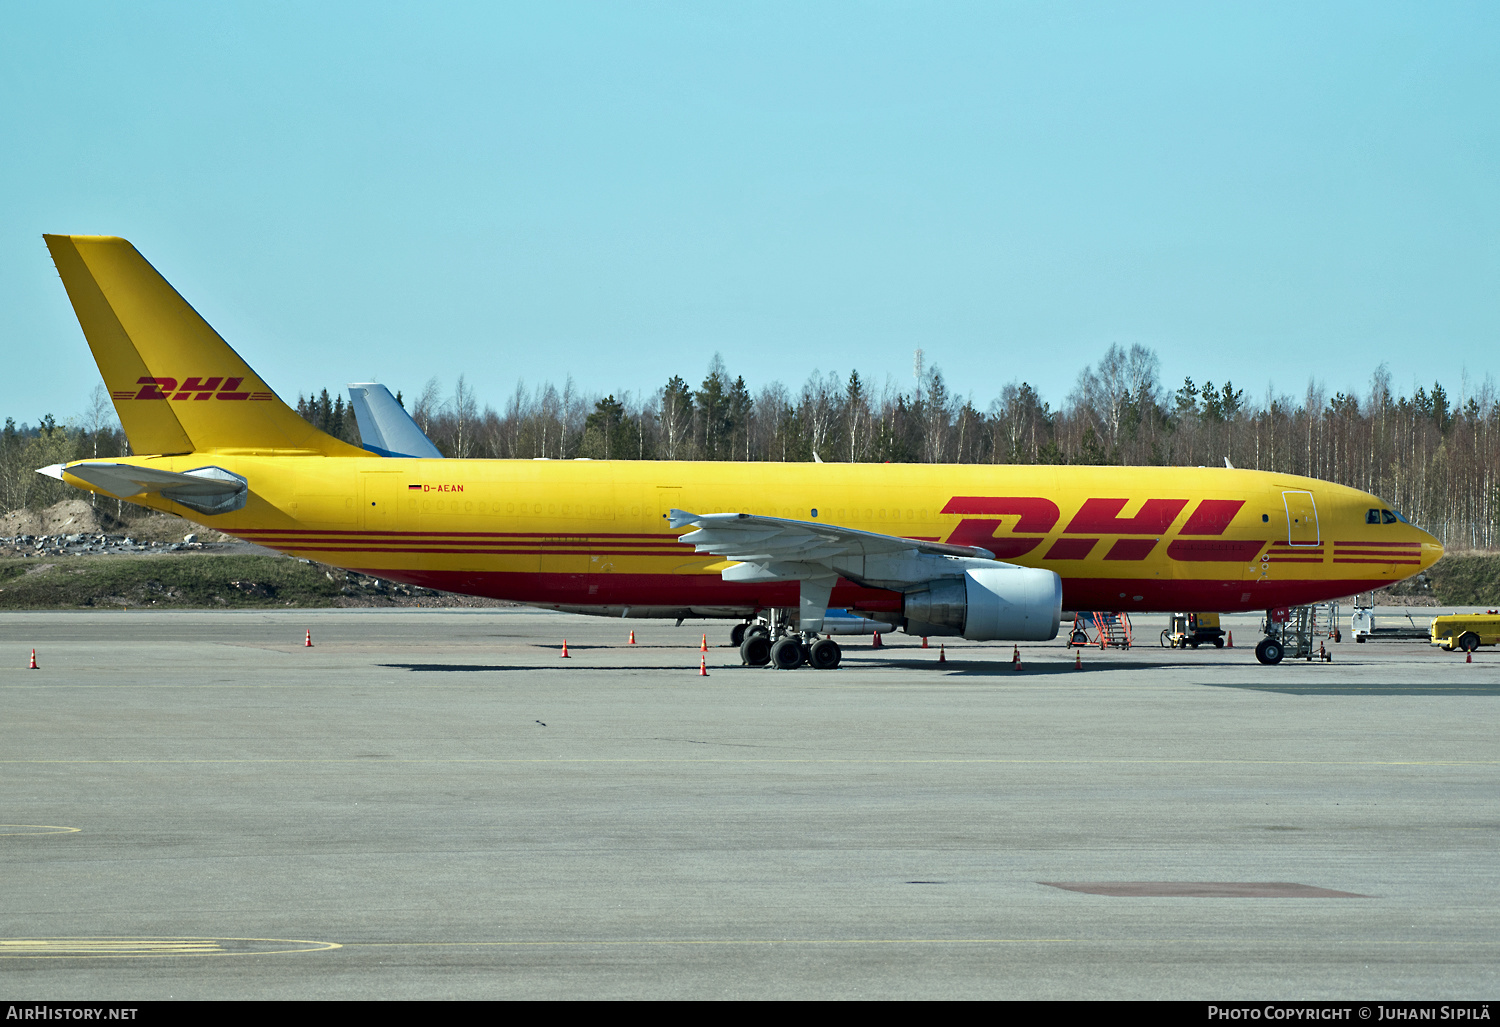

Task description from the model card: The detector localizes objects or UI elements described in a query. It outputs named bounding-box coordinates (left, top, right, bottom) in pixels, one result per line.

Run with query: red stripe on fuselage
left=332, top=565, right=1394, bottom=615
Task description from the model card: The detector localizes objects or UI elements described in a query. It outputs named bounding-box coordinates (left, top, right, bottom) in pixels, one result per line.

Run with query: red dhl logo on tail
left=110, top=377, right=275, bottom=401
left=942, top=496, right=1264, bottom=562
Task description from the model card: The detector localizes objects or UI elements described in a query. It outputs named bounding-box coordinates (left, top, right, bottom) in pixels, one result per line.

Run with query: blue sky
left=2, top=1, right=1496, bottom=427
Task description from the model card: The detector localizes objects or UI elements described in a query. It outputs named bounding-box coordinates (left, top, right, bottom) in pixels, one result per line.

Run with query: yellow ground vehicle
left=1429, top=613, right=1500, bottom=653
left=1160, top=612, right=1225, bottom=649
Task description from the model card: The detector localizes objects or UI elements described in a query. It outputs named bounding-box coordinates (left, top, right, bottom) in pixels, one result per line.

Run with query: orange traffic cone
left=921, top=636, right=929, bottom=649
left=699, top=654, right=709, bottom=677
left=872, top=631, right=883, bottom=648
left=561, top=639, right=571, bottom=658
left=1466, top=650, right=1473, bottom=664
left=29, top=648, right=37, bottom=669
left=938, top=644, right=946, bottom=664
left=305, top=630, right=313, bottom=648
left=628, top=630, right=636, bottom=645
left=1227, top=631, right=1234, bottom=648
left=701, top=633, right=708, bottom=652
left=1074, top=649, right=1082, bottom=670
left=1011, top=645, right=1020, bottom=667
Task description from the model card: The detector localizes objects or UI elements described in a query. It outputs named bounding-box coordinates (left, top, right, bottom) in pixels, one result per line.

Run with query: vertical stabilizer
left=44, top=235, right=363, bottom=457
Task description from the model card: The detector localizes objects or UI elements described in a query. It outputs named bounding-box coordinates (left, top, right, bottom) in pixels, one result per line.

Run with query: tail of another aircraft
left=347, top=382, right=444, bottom=459
left=44, top=235, right=363, bottom=458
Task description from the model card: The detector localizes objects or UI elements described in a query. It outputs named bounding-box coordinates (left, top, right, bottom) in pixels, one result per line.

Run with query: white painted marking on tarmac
left=0, top=937, right=341, bottom=958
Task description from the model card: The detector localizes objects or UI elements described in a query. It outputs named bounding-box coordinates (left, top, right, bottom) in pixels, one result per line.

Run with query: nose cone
left=1418, top=528, right=1444, bottom=572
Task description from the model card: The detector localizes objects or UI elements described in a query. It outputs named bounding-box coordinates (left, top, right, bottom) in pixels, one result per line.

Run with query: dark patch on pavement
left=1200, top=681, right=1500, bottom=696
left=1041, top=881, right=1368, bottom=898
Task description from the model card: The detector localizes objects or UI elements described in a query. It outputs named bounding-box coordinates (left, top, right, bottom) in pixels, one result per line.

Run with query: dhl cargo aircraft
left=38, top=235, right=1443, bottom=667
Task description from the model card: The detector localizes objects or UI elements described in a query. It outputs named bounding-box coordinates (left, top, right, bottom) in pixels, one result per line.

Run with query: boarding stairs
left=1092, top=611, right=1133, bottom=650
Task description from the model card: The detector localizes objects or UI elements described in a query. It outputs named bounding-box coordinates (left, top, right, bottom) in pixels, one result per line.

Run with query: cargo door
left=361, top=470, right=403, bottom=532
left=1283, top=490, right=1320, bottom=547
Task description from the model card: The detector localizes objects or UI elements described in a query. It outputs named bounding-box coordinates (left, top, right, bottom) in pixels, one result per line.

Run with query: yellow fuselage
left=76, top=455, right=1443, bottom=615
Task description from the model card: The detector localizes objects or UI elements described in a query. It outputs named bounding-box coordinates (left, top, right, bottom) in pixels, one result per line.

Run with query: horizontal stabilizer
left=347, top=383, right=443, bottom=459
left=43, top=461, right=248, bottom=516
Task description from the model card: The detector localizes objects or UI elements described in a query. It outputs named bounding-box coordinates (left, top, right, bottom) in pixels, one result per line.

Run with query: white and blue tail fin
left=347, top=383, right=444, bottom=459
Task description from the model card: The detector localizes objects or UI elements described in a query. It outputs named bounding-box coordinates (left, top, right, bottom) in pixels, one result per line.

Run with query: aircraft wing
left=669, top=509, right=1001, bottom=633
left=40, top=461, right=248, bottom=515
left=669, top=510, right=994, bottom=562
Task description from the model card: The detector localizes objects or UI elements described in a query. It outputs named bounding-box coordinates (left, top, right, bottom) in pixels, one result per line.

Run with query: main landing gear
left=736, top=614, right=841, bottom=670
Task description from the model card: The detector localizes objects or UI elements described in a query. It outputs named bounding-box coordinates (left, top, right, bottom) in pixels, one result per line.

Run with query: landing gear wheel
left=1459, top=632, right=1480, bottom=653
left=1255, top=638, right=1285, bottom=665
left=745, top=623, right=771, bottom=642
left=730, top=623, right=747, bottom=647
left=770, top=637, right=805, bottom=670
left=808, top=638, right=842, bottom=670
left=740, top=635, right=772, bottom=667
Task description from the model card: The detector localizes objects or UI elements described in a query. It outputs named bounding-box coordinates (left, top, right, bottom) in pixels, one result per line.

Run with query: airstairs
left=1070, top=611, right=1134, bottom=649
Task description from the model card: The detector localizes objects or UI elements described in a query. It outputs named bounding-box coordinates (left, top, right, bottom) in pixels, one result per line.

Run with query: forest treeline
left=5, top=345, right=1498, bottom=550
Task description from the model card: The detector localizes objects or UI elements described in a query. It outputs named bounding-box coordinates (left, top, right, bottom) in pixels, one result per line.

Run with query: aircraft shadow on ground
left=383, top=662, right=732, bottom=673
left=383, top=658, right=1195, bottom=677
left=1199, top=681, right=1500, bottom=696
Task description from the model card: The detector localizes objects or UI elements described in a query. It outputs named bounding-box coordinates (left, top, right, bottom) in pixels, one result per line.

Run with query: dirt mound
left=0, top=499, right=107, bottom=537
left=0, top=500, right=233, bottom=543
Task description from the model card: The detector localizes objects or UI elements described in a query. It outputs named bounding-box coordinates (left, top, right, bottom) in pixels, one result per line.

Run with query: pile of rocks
left=0, top=533, right=209, bottom=557
left=326, top=567, right=434, bottom=598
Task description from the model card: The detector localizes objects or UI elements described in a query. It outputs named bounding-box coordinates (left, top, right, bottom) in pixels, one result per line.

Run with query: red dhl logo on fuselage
left=110, top=377, right=274, bottom=401
left=944, top=496, right=1275, bottom=563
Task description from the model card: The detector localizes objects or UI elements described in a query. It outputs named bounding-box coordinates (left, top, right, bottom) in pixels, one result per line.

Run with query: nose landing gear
left=1254, top=638, right=1285, bottom=665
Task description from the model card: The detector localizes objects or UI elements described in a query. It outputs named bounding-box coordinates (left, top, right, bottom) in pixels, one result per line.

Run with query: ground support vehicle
left=1160, top=612, right=1225, bottom=649
left=1429, top=612, right=1500, bottom=653
left=1351, top=596, right=1430, bottom=643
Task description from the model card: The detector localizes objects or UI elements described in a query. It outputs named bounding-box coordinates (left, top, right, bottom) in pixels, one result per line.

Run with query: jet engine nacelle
left=902, top=567, right=1062, bottom=641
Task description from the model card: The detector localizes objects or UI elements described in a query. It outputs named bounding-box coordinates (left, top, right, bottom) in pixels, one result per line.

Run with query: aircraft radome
left=38, top=235, right=1443, bottom=668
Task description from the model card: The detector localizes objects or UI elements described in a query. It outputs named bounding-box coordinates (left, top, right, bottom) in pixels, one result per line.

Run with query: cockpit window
left=1367, top=509, right=1381, bottom=524
left=1382, top=509, right=1399, bottom=524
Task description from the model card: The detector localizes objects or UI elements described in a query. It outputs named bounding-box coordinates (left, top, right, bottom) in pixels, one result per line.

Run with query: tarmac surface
left=0, top=607, right=1496, bottom=1000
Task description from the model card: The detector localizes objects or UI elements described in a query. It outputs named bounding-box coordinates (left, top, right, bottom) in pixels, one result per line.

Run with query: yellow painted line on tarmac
left=340, top=936, right=1500, bottom=950
left=0, top=937, right=340, bottom=958
left=0, top=825, right=79, bottom=835
left=7, top=934, right=1490, bottom=956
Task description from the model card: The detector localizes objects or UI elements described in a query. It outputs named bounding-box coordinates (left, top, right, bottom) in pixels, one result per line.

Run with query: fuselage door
left=1283, top=490, right=1320, bottom=547
left=657, top=487, right=682, bottom=528
left=362, top=470, right=403, bottom=531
